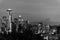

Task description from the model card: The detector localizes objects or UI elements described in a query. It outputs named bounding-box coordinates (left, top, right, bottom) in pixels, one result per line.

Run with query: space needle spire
left=6, top=8, right=13, bottom=33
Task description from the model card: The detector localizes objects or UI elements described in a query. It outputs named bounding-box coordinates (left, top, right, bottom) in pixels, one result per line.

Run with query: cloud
left=0, top=0, right=3, bottom=3
left=0, top=0, right=60, bottom=22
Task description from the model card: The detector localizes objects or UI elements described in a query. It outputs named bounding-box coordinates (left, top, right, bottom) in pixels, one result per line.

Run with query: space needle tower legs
left=6, top=8, right=13, bottom=33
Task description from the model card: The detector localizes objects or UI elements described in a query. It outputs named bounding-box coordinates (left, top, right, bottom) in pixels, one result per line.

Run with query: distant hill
left=30, top=21, right=60, bottom=25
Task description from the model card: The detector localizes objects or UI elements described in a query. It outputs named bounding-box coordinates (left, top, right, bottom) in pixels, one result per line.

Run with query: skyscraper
left=18, top=15, right=24, bottom=24
left=2, top=16, right=8, bottom=27
left=0, top=18, right=2, bottom=32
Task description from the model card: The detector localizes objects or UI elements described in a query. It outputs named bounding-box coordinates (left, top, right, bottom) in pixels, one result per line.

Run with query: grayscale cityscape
left=0, top=0, right=60, bottom=40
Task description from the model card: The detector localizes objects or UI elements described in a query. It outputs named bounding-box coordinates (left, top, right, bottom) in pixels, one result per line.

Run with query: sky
left=0, top=0, right=60, bottom=23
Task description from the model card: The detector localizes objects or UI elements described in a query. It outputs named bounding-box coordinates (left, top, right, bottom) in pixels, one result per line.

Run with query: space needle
left=6, top=8, right=13, bottom=33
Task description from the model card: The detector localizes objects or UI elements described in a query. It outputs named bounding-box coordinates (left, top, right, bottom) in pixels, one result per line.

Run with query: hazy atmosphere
left=0, top=0, right=60, bottom=23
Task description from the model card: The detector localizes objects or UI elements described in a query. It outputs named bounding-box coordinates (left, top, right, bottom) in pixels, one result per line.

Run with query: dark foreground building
left=0, top=23, right=44, bottom=40
left=0, top=30, right=44, bottom=40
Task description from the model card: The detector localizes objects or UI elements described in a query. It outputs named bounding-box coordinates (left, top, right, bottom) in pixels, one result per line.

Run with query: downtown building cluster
left=0, top=15, right=59, bottom=40
left=0, top=15, right=30, bottom=33
left=0, top=9, right=60, bottom=40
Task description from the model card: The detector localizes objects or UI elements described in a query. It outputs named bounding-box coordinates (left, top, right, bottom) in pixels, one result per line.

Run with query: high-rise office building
left=2, top=16, right=8, bottom=27
left=18, top=15, right=24, bottom=24
left=0, top=18, right=2, bottom=32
